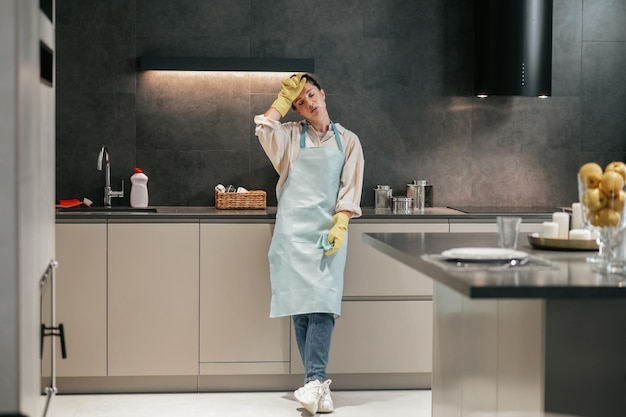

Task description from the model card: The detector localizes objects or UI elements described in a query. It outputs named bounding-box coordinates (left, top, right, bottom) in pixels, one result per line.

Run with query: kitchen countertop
left=362, top=232, right=626, bottom=299
left=55, top=205, right=557, bottom=221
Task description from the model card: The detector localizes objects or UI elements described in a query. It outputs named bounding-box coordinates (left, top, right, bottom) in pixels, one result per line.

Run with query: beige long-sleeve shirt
left=254, top=114, right=364, bottom=217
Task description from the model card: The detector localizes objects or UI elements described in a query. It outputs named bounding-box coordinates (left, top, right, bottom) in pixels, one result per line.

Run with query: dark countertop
left=363, top=232, right=626, bottom=299
left=55, top=206, right=555, bottom=222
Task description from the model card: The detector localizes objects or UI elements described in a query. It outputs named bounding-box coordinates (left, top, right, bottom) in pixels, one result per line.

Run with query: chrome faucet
left=96, top=145, right=124, bottom=207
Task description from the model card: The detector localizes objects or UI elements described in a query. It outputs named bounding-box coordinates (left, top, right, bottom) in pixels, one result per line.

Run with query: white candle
left=572, top=203, right=583, bottom=229
left=569, top=229, right=591, bottom=240
left=552, top=212, right=570, bottom=239
left=542, top=222, right=559, bottom=239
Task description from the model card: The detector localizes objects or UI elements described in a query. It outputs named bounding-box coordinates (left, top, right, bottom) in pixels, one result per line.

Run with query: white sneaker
left=318, top=379, right=334, bottom=413
left=294, top=380, right=322, bottom=415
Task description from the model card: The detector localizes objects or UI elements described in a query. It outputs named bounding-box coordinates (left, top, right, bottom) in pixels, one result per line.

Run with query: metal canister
left=407, top=180, right=434, bottom=209
left=406, top=180, right=427, bottom=212
left=392, top=196, right=413, bottom=214
left=374, top=185, right=392, bottom=209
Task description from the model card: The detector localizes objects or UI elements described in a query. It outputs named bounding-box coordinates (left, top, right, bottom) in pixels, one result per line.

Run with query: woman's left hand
left=325, top=212, right=350, bottom=256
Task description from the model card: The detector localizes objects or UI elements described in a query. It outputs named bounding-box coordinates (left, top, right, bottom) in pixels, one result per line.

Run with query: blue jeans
left=293, top=313, right=335, bottom=384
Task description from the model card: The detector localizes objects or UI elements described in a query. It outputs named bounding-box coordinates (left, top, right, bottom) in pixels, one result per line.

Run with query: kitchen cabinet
left=107, top=223, right=199, bottom=376
left=53, top=213, right=552, bottom=391
left=43, top=223, right=107, bottom=377
left=199, top=223, right=290, bottom=375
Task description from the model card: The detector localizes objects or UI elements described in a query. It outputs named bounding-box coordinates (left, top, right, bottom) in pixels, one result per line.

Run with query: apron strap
left=300, top=121, right=344, bottom=153
left=299, top=122, right=307, bottom=148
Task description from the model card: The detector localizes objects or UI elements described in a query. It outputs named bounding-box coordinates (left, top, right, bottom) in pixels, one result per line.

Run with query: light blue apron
left=268, top=121, right=347, bottom=318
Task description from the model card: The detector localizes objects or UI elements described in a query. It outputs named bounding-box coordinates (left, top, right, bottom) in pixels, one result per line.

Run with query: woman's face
left=293, top=82, right=327, bottom=120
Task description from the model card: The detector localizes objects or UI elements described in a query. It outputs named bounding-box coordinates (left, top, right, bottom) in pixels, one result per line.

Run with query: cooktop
left=447, top=206, right=567, bottom=214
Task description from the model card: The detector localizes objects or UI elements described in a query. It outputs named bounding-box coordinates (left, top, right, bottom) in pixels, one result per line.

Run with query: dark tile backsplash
left=56, top=0, right=626, bottom=208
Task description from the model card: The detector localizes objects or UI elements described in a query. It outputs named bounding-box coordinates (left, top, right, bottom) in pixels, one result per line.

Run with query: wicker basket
left=215, top=190, right=266, bottom=210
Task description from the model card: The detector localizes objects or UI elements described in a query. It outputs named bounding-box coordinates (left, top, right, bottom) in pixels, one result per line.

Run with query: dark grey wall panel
left=583, top=0, right=626, bottom=42
left=56, top=0, right=626, bottom=208
left=551, top=0, right=581, bottom=96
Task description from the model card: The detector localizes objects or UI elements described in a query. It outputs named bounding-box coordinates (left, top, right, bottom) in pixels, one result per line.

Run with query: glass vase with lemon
left=577, top=161, right=626, bottom=274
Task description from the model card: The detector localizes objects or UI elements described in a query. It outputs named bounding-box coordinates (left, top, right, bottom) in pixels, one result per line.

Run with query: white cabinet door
left=107, top=223, right=199, bottom=376
left=199, top=223, right=290, bottom=375
left=290, top=300, right=433, bottom=374
left=344, top=222, right=448, bottom=297
left=43, top=223, right=107, bottom=377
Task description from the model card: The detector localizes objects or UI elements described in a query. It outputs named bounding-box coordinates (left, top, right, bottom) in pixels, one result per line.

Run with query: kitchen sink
left=56, top=206, right=158, bottom=214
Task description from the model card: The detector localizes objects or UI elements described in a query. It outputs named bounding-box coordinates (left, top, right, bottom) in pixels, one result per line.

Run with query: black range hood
left=474, top=0, right=553, bottom=98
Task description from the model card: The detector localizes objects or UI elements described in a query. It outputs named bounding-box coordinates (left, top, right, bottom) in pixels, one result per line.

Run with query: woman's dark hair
left=302, top=74, right=322, bottom=90
left=291, top=74, right=322, bottom=110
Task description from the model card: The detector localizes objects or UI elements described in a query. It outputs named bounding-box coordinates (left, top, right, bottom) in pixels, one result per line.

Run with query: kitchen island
left=363, top=232, right=626, bottom=417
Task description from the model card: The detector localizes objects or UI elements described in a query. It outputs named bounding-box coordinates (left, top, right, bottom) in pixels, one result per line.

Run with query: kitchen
left=2, top=1, right=626, bottom=417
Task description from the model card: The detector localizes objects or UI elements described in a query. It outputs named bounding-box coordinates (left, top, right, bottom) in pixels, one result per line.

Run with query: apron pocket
left=289, top=207, right=333, bottom=244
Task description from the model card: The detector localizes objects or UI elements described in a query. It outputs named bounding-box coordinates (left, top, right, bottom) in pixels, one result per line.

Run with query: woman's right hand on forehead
left=271, top=73, right=307, bottom=117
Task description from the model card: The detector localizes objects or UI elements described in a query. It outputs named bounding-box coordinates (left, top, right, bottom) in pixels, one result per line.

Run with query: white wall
left=0, top=1, right=55, bottom=415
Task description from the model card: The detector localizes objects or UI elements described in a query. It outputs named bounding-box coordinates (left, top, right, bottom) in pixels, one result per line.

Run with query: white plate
left=441, top=247, right=529, bottom=262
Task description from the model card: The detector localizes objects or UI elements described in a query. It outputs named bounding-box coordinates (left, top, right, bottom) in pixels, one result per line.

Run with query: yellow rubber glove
left=271, top=73, right=307, bottom=117
left=325, top=213, right=350, bottom=256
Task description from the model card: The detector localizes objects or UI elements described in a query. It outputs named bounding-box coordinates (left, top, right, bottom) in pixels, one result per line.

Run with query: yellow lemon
left=582, top=188, right=608, bottom=212
left=578, top=162, right=603, bottom=188
left=599, top=171, right=625, bottom=197
left=605, top=161, right=626, bottom=181
left=594, top=208, right=621, bottom=227
left=607, top=190, right=626, bottom=213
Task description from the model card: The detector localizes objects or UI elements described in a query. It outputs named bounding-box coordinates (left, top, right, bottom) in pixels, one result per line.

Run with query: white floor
left=44, top=390, right=431, bottom=417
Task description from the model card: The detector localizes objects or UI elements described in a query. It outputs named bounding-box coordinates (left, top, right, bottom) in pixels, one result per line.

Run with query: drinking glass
left=497, top=216, right=522, bottom=249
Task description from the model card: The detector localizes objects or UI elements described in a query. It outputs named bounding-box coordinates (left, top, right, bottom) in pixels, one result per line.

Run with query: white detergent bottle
left=130, top=167, right=149, bottom=208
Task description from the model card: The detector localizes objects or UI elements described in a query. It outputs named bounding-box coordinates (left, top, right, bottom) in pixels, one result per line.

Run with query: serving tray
left=527, top=233, right=598, bottom=251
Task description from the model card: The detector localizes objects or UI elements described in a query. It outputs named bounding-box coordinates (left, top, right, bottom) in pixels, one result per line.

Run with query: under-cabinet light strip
left=138, top=57, right=315, bottom=73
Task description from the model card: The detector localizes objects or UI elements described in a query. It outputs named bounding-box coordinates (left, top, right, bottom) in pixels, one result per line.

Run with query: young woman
left=254, top=73, right=364, bottom=414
